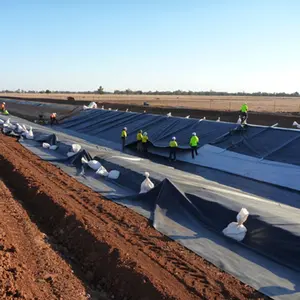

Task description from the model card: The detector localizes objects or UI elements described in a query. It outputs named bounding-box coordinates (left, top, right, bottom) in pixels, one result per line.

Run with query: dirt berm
left=0, top=134, right=268, bottom=300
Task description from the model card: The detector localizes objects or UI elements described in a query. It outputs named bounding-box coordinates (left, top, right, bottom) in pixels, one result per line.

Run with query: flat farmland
left=1, top=93, right=300, bottom=113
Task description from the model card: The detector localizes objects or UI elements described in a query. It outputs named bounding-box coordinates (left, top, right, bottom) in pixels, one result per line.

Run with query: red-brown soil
left=0, top=134, right=269, bottom=300
left=0, top=180, right=89, bottom=299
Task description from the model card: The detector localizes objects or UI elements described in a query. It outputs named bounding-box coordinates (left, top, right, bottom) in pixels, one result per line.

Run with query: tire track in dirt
left=0, top=134, right=269, bottom=300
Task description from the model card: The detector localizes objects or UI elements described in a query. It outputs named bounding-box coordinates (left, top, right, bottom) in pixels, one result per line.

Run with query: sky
left=0, top=0, right=299, bottom=93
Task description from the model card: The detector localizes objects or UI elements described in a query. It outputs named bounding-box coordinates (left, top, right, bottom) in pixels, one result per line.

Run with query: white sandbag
left=72, top=144, right=81, bottom=153
left=237, top=116, right=242, bottom=124
left=87, top=160, right=101, bottom=170
left=108, top=170, right=120, bottom=179
left=83, top=105, right=89, bottom=110
left=0, top=119, right=4, bottom=124
left=16, top=123, right=25, bottom=133
left=96, top=166, right=109, bottom=177
left=293, top=121, right=300, bottom=129
left=222, top=208, right=249, bottom=242
left=25, top=127, right=34, bottom=139
left=140, top=172, right=154, bottom=194
left=42, top=143, right=50, bottom=149
left=49, top=145, right=58, bottom=150
left=4, top=118, right=10, bottom=125
left=81, top=157, right=89, bottom=164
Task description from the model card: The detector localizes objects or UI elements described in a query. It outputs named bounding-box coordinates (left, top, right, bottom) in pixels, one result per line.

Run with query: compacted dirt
left=0, top=133, right=269, bottom=300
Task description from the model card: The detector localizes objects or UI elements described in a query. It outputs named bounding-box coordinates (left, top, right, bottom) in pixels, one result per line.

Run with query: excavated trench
left=0, top=133, right=268, bottom=300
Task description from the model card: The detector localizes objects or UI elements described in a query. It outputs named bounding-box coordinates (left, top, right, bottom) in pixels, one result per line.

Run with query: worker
left=141, top=132, right=149, bottom=153
left=50, top=113, right=58, bottom=126
left=240, top=103, right=248, bottom=124
left=136, top=130, right=143, bottom=152
left=121, top=127, right=127, bottom=151
left=1, top=102, right=6, bottom=112
left=169, top=137, right=178, bottom=161
left=189, top=132, right=199, bottom=159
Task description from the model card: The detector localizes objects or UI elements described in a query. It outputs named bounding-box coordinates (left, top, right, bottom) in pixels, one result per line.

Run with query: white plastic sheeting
left=222, top=208, right=249, bottom=241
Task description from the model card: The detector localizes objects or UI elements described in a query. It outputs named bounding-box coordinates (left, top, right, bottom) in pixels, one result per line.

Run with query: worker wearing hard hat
left=141, top=132, right=149, bottom=153
left=169, top=137, right=178, bottom=161
left=136, top=130, right=143, bottom=152
left=240, top=103, right=248, bottom=124
left=1, top=102, right=6, bottom=112
left=50, top=113, right=58, bottom=126
left=121, top=127, right=127, bottom=151
left=190, top=132, right=199, bottom=159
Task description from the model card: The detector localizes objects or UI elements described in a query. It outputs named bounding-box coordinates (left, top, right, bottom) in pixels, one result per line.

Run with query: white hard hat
left=192, top=132, right=196, bottom=136
left=124, top=127, right=127, bottom=130
left=172, top=137, right=176, bottom=140
left=143, top=132, right=148, bottom=136
left=3, top=102, right=5, bottom=104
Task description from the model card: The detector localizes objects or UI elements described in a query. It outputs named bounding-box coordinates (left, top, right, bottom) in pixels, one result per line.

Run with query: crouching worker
left=141, top=132, right=149, bottom=153
left=136, top=130, right=143, bottom=152
left=50, top=113, right=58, bottom=126
left=169, top=137, right=178, bottom=161
left=121, top=127, right=127, bottom=151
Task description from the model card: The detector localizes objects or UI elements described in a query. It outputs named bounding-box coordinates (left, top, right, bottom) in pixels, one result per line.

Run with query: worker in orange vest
left=50, top=113, right=58, bottom=126
left=1, top=102, right=6, bottom=112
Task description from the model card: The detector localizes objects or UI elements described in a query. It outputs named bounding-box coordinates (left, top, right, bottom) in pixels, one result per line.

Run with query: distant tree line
left=1, top=87, right=299, bottom=97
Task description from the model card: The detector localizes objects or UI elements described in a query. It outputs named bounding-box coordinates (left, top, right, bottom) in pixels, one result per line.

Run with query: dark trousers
left=241, top=112, right=248, bottom=123
left=50, top=117, right=58, bottom=126
left=142, top=142, right=148, bottom=153
left=121, top=137, right=126, bottom=151
left=169, top=148, right=177, bottom=161
left=191, top=146, right=198, bottom=159
left=137, top=141, right=143, bottom=152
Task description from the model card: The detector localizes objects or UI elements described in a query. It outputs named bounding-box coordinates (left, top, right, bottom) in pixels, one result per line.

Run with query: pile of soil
left=0, top=180, right=90, bottom=299
left=0, top=134, right=268, bottom=300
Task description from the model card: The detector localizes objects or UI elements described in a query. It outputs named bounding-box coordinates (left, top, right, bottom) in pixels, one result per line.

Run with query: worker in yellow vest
left=189, top=132, right=199, bottom=159
left=169, top=137, right=178, bottom=161
left=136, top=130, right=143, bottom=152
left=121, top=127, right=127, bottom=151
left=141, top=132, right=149, bottom=153
left=240, top=103, right=248, bottom=124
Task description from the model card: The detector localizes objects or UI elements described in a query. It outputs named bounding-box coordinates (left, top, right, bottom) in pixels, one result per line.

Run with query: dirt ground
left=0, top=180, right=90, bottom=299
left=0, top=133, right=269, bottom=300
left=1, top=93, right=300, bottom=113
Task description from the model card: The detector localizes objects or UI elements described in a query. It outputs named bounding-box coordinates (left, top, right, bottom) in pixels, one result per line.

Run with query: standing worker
left=1, top=102, right=6, bottom=113
left=141, top=132, right=149, bottom=153
left=121, top=127, right=127, bottom=151
left=240, top=103, right=248, bottom=124
left=190, top=132, right=199, bottom=159
left=136, top=130, right=143, bottom=152
left=50, top=113, right=58, bottom=126
left=169, top=137, right=178, bottom=161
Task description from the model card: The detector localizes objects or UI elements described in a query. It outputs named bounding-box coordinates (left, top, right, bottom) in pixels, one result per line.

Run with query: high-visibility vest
left=141, top=135, right=148, bottom=143
left=241, top=104, right=248, bottom=113
left=137, top=132, right=143, bottom=141
left=190, top=136, right=199, bottom=147
left=121, top=130, right=127, bottom=138
left=169, top=140, right=178, bottom=148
